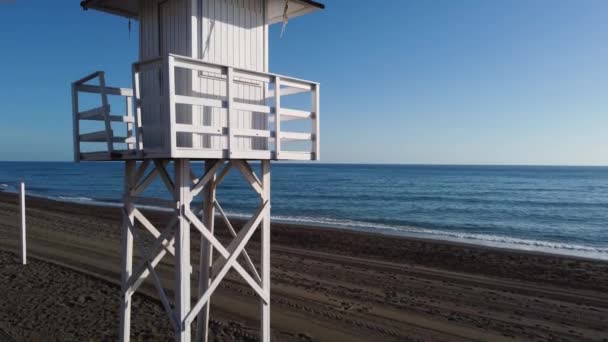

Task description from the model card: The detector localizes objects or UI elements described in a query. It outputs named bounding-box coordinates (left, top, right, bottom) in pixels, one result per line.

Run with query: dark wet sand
left=1, top=193, right=607, bottom=341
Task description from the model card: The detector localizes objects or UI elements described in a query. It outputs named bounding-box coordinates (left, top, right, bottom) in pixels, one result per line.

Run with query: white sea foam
left=225, top=211, right=608, bottom=260
left=57, top=196, right=94, bottom=202
left=16, top=194, right=608, bottom=261
left=0, top=183, right=16, bottom=191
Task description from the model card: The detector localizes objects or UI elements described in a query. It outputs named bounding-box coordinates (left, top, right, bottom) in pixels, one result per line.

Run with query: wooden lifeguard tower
left=70, top=0, right=323, bottom=341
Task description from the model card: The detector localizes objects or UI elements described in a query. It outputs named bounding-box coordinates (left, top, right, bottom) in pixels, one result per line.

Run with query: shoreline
left=2, top=191, right=608, bottom=285
left=1, top=189, right=607, bottom=261
left=1, top=192, right=607, bottom=340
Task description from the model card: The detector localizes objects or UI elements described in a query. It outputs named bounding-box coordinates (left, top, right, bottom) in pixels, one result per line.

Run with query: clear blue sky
left=0, top=0, right=606, bottom=165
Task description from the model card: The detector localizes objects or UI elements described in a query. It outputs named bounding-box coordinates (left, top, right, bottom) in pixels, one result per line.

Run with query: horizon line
left=0, top=160, right=607, bottom=167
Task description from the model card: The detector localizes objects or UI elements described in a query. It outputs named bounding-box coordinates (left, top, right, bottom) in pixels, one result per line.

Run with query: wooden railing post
left=312, top=83, right=320, bottom=160
left=71, top=83, right=80, bottom=162
left=166, top=55, right=177, bottom=157
left=274, top=76, right=281, bottom=159
left=126, top=95, right=134, bottom=151
left=227, top=67, right=235, bottom=157
left=98, top=72, right=114, bottom=153
left=131, top=65, right=144, bottom=152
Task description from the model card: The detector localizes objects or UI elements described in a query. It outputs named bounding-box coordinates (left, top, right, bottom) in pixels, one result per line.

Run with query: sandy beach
left=0, top=192, right=607, bottom=341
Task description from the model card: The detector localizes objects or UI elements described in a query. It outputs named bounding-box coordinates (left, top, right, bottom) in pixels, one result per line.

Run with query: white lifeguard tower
left=70, top=0, right=323, bottom=341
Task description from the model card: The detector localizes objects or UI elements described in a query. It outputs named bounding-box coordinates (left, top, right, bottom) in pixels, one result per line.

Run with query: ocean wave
left=224, top=211, right=608, bottom=259
left=0, top=183, right=16, bottom=191
left=57, top=196, right=94, bottom=202
left=6, top=192, right=608, bottom=260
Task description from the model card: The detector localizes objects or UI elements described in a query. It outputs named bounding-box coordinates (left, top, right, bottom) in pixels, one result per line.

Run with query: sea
left=1, top=162, right=607, bottom=260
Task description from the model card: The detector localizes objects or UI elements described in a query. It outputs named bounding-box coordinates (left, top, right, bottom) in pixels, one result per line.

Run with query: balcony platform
left=77, top=150, right=315, bottom=161
left=72, top=54, right=320, bottom=162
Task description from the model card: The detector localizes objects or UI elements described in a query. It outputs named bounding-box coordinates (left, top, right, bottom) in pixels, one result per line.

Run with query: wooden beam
left=279, top=131, right=313, bottom=141
left=126, top=214, right=179, bottom=296
left=312, top=83, right=320, bottom=160
left=154, top=160, right=177, bottom=199
left=232, top=102, right=272, bottom=114
left=174, top=159, right=192, bottom=341
left=131, top=163, right=160, bottom=197
left=214, top=200, right=261, bottom=283
left=266, top=86, right=309, bottom=98
left=191, top=160, right=223, bottom=197
left=133, top=208, right=176, bottom=255
left=74, top=71, right=102, bottom=85
left=98, top=72, right=114, bottom=153
left=131, top=66, right=143, bottom=151
left=274, top=76, right=282, bottom=157
left=119, top=161, right=136, bottom=342
left=75, top=84, right=134, bottom=96
left=214, top=161, right=233, bottom=187
left=186, top=201, right=269, bottom=326
left=227, top=67, right=236, bottom=157
left=71, top=84, right=80, bottom=162
left=196, top=161, right=217, bottom=342
left=185, top=210, right=229, bottom=258
left=279, top=108, right=312, bottom=120
left=78, top=105, right=110, bottom=120
left=209, top=202, right=267, bottom=277
left=260, top=160, right=271, bottom=342
left=134, top=160, right=151, bottom=184
left=233, top=160, right=263, bottom=196
left=174, top=95, right=224, bottom=109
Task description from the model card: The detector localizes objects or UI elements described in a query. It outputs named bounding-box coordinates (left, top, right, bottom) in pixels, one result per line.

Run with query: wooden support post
left=175, top=159, right=192, bottom=342
left=19, top=182, right=26, bottom=265
left=119, top=161, right=136, bottom=342
left=116, top=158, right=272, bottom=342
left=195, top=161, right=217, bottom=342
left=260, top=160, right=271, bottom=342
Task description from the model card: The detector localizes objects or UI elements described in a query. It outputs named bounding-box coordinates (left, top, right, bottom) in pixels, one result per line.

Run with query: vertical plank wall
left=139, top=0, right=192, bottom=152
left=196, top=0, right=267, bottom=152
left=138, top=0, right=267, bottom=155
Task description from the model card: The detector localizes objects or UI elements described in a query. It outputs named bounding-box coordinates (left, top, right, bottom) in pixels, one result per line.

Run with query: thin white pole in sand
left=20, top=181, right=26, bottom=265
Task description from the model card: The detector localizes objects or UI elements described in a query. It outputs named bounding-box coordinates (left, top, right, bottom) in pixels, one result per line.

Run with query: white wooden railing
left=132, top=53, right=320, bottom=160
left=72, top=71, right=136, bottom=161
left=72, top=54, right=320, bottom=161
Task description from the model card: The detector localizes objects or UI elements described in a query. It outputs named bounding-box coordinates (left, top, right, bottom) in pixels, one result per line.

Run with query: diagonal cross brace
left=184, top=201, right=269, bottom=327
left=133, top=208, right=176, bottom=255
left=154, top=160, right=177, bottom=200
left=132, top=209, right=193, bottom=273
left=233, top=160, right=263, bottom=196
left=134, top=160, right=151, bottom=184
left=125, top=212, right=179, bottom=297
left=126, top=211, right=179, bottom=330
left=131, top=160, right=172, bottom=197
left=186, top=203, right=266, bottom=298
left=191, top=160, right=223, bottom=197
left=214, top=161, right=234, bottom=187
left=214, top=199, right=261, bottom=283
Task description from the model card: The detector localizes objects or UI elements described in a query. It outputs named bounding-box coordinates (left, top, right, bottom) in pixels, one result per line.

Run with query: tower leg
left=260, top=160, right=271, bottom=342
left=119, top=160, right=136, bottom=342
left=175, top=159, right=192, bottom=342
left=195, top=160, right=217, bottom=342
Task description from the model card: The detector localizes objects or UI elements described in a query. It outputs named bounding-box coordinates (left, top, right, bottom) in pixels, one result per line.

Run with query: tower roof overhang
left=80, top=0, right=325, bottom=24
